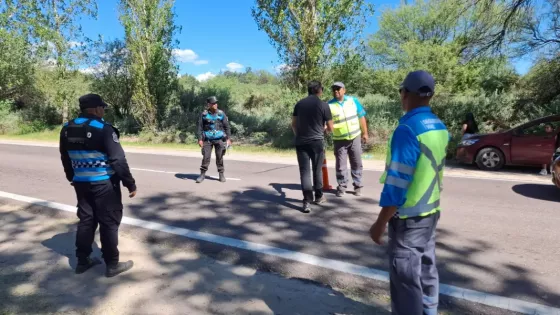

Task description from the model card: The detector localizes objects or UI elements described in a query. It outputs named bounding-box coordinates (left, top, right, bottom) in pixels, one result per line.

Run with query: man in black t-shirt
left=291, top=81, right=334, bottom=213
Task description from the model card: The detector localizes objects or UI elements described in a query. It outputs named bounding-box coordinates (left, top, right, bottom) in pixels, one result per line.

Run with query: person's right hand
left=129, top=190, right=137, bottom=198
left=198, top=140, right=204, bottom=147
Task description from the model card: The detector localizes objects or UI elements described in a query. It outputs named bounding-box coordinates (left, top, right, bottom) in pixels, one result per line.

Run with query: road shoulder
left=0, top=200, right=389, bottom=315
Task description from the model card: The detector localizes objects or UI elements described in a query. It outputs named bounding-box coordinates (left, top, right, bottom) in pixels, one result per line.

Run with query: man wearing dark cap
left=369, top=71, right=449, bottom=315
left=59, top=93, right=136, bottom=278
left=327, top=82, right=368, bottom=197
left=196, top=96, right=232, bottom=183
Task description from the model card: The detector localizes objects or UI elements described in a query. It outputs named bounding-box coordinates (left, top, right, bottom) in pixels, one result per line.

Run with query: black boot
left=196, top=171, right=206, bottom=183
left=105, top=260, right=134, bottom=278
left=219, top=173, right=226, bottom=182
left=75, top=257, right=102, bottom=274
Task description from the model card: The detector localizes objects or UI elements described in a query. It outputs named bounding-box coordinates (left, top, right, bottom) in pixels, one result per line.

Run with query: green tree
left=252, top=0, right=374, bottom=90
left=368, top=0, right=520, bottom=94
left=119, top=0, right=180, bottom=131
left=90, top=40, right=135, bottom=125
left=25, top=0, right=97, bottom=122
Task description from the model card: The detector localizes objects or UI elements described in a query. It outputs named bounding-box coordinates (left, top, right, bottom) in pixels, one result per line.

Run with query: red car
left=456, top=114, right=560, bottom=171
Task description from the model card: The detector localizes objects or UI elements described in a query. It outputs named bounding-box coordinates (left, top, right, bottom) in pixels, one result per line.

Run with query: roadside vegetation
left=1, top=0, right=558, bottom=158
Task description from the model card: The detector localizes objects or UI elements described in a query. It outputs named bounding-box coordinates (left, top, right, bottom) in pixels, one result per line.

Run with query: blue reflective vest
left=202, top=110, right=226, bottom=140
left=63, top=117, right=115, bottom=182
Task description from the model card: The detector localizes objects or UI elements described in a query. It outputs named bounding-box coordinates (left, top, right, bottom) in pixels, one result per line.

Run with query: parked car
left=456, top=114, right=560, bottom=171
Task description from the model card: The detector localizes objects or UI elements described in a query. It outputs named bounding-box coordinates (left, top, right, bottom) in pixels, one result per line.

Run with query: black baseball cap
left=400, top=70, right=435, bottom=97
left=79, top=93, right=108, bottom=110
left=206, top=96, right=218, bottom=104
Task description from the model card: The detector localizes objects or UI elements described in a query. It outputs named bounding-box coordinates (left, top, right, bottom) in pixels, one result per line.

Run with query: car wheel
left=475, top=147, right=505, bottom=171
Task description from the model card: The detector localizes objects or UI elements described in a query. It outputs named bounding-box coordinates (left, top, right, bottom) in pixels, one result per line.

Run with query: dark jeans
left=74, top=179, right=123, bottom=266
left=296, top=140, right=325, bottom=202
left=201, top=139, right=226, bottom=173
left=388, top=212, right=440, bottom=315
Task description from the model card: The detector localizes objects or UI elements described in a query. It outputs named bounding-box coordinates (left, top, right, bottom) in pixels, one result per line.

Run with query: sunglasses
left=332, top=87, right=342, bottom=91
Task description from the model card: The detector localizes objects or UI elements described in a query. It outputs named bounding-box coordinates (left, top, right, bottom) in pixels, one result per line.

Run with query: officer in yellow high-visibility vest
left=328, top=82, right=369, bottom=197
left=369, top=70, right=449, bottom=315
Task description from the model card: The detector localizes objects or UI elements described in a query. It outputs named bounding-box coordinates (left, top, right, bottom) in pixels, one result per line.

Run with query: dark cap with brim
left=400, top=70, right=435, bottom=97
left=79, top=93, right=108, bottom=110
left=206, top=96, right=218, bottom=104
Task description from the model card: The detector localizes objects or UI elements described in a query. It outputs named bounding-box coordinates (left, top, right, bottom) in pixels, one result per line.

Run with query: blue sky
left=79, top=0, right=532, bottom=80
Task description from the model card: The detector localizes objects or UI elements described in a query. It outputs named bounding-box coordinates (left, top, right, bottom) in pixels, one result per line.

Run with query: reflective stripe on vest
left=329, top=98, right=361, bottom=141
left=380, top=128, right=448, bottom=219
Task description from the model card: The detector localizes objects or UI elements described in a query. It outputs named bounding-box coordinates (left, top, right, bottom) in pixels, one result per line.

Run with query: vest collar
left=399, top=106, right=431, bottom=123
left=78, top=113, right=104, bottom=121
left=331, top=95, right=349, bottom=105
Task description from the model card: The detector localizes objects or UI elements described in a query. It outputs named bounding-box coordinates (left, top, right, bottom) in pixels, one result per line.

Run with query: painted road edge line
left=1, top=191, right=558, bottom=315
left=131, top=167, right=241, bottom=181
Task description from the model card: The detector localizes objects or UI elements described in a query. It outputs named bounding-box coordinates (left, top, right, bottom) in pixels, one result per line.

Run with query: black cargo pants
left=73, top=179, right=123, bottom=266
left=200, top=139, right=226, bottom=173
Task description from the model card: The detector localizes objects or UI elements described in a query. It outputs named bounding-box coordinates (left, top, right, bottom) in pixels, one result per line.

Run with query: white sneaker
left=540, top=169, right=548, bottom=176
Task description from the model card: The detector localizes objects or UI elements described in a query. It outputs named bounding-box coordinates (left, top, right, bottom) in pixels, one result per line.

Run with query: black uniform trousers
left=74, top=178, right=123, bottom=266
left=200, top=139, right=226, bottom=173
left=296, top=139, right=325, bottom=202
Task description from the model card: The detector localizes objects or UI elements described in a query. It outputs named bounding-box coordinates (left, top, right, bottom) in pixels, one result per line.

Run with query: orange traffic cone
left=322, top=158, right=333, bottom=191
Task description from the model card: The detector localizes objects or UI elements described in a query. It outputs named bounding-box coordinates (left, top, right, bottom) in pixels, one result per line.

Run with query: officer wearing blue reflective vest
left=59, top=94, right=136, bottom=278
left=369, top=71, right=449, bottom=315
left=196, top=96, right=231, bottom=183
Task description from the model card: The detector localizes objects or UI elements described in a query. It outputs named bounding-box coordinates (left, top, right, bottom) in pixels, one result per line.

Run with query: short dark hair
left=307, top=81, right=323, bottom=95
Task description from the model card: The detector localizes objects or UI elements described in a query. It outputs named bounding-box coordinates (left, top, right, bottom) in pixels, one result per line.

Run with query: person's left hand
left=227, top=139, right=232, bottom=146
left=362, top=133, right=369, bottom=143
left=369, top=221, right=386, bottom=245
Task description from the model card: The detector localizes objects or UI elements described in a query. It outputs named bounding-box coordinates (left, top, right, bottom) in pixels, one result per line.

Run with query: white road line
left=131, top=167, right=241, bottom=181
left=1, top=190, right=558, bottom=315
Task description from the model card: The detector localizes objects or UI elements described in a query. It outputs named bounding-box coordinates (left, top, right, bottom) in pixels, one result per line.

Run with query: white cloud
left=172, top=48, right=208, bottom=65
left=274, top=63, right=293, bottom=73
left=195, top=72, right=216, bottom=82
left=225, top=62, right=244, bottom=72
left=79, top=62, right=108, bottom=75
left=69, top=41, right=83, bottom=48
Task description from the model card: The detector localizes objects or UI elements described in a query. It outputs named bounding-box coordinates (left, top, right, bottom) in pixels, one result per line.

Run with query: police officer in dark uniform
left=196, top=96, right=232, bottom=183
left=59, top=94, right=136, bottom=277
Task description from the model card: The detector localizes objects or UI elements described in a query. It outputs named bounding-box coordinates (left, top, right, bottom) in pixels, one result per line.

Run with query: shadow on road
left=3, top=179, right=559, bottom=313
left=511, top=183, right=560, bottom=202
left=175, top=173, right=219, bottom=182
left=0, top=201, right=388, bottom=314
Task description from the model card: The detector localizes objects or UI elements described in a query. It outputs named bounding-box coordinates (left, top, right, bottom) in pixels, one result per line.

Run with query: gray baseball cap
left=206, top=96, right=218, bottom=104
left=400, top=70, right=435, bottom=97
left=331, top=82, right=345, bottom=89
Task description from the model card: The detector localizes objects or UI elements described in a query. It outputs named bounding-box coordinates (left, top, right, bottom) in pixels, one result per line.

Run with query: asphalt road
left=1, top=143, right=559, bottom=311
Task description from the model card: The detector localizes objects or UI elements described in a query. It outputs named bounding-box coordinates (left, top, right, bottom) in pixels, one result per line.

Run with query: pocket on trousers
left=404, top=216, right=433, bottom=248
left=391, top=249, right=413, bottom=283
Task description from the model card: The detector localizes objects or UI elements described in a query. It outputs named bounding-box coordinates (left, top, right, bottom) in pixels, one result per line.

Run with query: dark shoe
left=354, top=187, right=362, bottom=197
left=196, top=172, right=206, bottom=183
left=336, top=188, right=345, bottom=197
left=105, top=260, right=134, bottom=278
left=302, top=202, right=311, bottom=213
left=219, top=173, right=226, bottom=182
left=314, top=195, right=327, bottom=205
left=75, top=257, right=102, bottom=274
